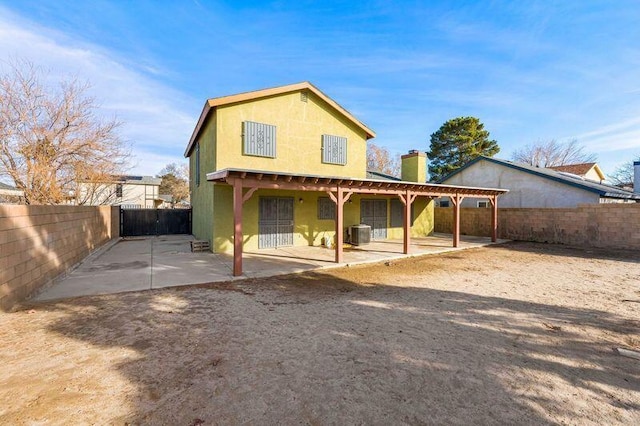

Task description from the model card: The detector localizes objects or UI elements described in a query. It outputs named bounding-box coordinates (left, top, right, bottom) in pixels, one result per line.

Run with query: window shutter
left=322, top=135, right=347, bottom=165
left=317, top=197, right=336, bottom=220
left=390, top=198, right=415, bottom=227
left=243, top=121, right=276, bottom=158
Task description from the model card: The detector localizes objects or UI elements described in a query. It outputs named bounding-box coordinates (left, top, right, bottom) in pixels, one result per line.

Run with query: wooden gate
left=258, top=197, right=294, bottom=248
left=361, top=199, right=388, bottom=239
left=120, top=208, right=192, bottom=237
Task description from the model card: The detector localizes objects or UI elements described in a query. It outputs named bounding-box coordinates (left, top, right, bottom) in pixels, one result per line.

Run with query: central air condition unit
left=350, top=224, right=371, bottom=246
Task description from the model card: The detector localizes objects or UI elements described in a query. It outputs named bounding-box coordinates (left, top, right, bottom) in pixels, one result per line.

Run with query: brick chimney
left=634, top=160, right=640, bottom=194
left=401, top=150, right=428, bottom=182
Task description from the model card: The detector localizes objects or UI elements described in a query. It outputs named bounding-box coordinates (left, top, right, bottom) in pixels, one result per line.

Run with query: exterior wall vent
left=300, top=92, right=308, bottom=102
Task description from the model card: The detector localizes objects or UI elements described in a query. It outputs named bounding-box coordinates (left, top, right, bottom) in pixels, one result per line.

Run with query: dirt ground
left=1, top=242, right=639, bottom=425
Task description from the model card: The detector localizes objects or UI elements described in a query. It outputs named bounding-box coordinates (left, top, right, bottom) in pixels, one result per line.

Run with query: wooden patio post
left=490, top=195, right=498, bottom=242
left=335, top=187, right=344, bottom=263
left=451, top=194, right=461, bottom=248
left=402, top=190, right=413, bottom=254
left=232, top=178, right=243, bottom=276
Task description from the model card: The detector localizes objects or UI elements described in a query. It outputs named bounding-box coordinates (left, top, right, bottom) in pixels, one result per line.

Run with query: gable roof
left=547, top=162, right=605, bottom=181
left=439, top=156, right=640, bottom=201
left=184, top=81, right=376, bottom=157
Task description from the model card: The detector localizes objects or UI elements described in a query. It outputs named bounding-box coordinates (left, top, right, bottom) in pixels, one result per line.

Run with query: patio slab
left=33, top=233, right=507, bottom=302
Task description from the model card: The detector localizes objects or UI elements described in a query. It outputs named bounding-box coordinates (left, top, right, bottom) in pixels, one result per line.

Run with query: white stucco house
left=438, top=156, right=640, bottom=208
left=76, top=175, right=164, bottom=208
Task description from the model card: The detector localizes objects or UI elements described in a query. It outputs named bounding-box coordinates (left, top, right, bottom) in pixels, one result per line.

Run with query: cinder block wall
left=0, top=205, right=120, bottom=311
left=434, top=204, right=640, bottom=249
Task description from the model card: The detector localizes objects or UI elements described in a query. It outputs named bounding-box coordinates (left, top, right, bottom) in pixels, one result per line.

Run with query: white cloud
left=571, top=117, right=640, bottom=152
left=0, top=7, right=195, bottom=176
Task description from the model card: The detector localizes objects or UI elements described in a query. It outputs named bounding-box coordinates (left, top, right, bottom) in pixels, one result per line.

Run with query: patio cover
left=207, top=168, right=508, bottom=276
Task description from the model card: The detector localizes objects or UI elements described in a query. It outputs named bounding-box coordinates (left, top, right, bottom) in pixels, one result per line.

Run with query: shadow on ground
left=8, top=242, right=640, bottom=424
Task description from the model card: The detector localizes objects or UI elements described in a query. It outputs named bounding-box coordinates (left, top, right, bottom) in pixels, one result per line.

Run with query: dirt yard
left=1, top=242, right=639, bottom=425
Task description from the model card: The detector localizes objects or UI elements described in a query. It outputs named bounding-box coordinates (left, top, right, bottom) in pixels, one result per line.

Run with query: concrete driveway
left=34, top=234, right=505, bottom=302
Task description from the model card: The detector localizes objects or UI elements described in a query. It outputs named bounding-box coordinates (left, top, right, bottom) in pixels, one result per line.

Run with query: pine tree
left=427, top=117, right=499, bottom=182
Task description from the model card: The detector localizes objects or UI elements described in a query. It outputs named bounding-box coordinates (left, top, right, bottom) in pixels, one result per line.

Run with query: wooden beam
left=335, top=187, right=345, bottom=263
left=451, top=194, right=461, bottom=248
left=403, top=190, right=413, bottom=254
left=490, top=195, right=498, bottom=242
left=232, top=179, right=244, bottom=276
left=344, top=191, right=354, bottom=204
left=242, top=187, right=258, bottom=204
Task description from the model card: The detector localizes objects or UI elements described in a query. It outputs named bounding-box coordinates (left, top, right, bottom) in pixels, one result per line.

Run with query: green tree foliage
left=427, top=117, right=499, bottom=182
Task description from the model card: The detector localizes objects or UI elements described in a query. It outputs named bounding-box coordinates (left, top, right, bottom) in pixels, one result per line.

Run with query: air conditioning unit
left=350, top=224, right=371, bottom=246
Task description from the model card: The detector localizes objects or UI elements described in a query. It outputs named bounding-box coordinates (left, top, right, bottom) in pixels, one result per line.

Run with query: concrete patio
left=34, top=233, right=507, bottom=302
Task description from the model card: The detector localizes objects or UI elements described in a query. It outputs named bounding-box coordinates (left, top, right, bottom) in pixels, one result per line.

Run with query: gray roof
left=440, top=156, right=640, bottom=201
left=366, top=170, right=401, bottom=181
left=0, top=182, right=17, bottom=190
left=113, top=175, right=162, bottom=186
left=0, top=182, right=24, bottom=196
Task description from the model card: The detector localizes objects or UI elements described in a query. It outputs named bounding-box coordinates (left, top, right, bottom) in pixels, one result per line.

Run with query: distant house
left=77, top=175, right=164, bottom=208
left=0, top=182, right=24, bottom=204
left=547, top=162, right=605, bottom=183
left=438, top=156, right=640, bottom=208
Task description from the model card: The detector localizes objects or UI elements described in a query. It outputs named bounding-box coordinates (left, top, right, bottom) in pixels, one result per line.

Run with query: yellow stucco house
left=184, top=82, right=505, bottom=275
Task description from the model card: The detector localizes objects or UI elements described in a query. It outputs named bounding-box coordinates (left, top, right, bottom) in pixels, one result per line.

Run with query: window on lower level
left=317, top=197, right=336, bottom=220
left=390, top=198, right=415, bottom=227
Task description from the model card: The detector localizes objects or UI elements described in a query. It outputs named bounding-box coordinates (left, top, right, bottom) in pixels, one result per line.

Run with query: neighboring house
left=157, top=194, right=174, bottom=209
left=77, top=175, right=164, bottom=208
left=547, top=162, right=605, bottom=183
left=0, top=182, right=24, bottom=204
left=184, top=82, right=506, bottom=275
left=439, top=156, right=640, bottom=208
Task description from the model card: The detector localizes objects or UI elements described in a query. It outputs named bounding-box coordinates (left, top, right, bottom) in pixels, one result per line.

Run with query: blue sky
left=1, top=1, right=639, bottom=178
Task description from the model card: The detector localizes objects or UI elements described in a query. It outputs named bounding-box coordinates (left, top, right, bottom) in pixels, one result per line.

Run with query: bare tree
left=367, top=142, right=400, bottom=177
left=511, top=139, right=597, bottom=168
left=158, top=163, right=189, bottom=206
left=608, top=155, right=639, bottom=189
left=0, top=59, right=129, bottom=205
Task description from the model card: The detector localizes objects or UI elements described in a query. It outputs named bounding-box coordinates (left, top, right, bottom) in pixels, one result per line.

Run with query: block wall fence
left=0, top=205, right=119, bottom=311
left=435, top=204, right=640, bottom=249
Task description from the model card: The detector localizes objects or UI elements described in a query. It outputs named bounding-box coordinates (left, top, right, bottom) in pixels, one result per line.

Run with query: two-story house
left=184, top=82, right=506, bottom=275
left=77, top=175, right=164, bottom=208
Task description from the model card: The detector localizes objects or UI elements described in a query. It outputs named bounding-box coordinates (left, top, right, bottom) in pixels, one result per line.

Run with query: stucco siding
left=214, top=91, right=368, bottom=178
left=444, top=160, right=600, bottom=208
left=211, top=188, right=435, bottom=254
left=190, top=113, right=216, bottom=244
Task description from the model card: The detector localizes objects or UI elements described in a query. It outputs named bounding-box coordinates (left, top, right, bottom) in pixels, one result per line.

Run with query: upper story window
left=115, top=183, right=123, bottom=198
left=243, top=121, right=276, bottom=158
left=321, top=134, right=347, bottom=165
